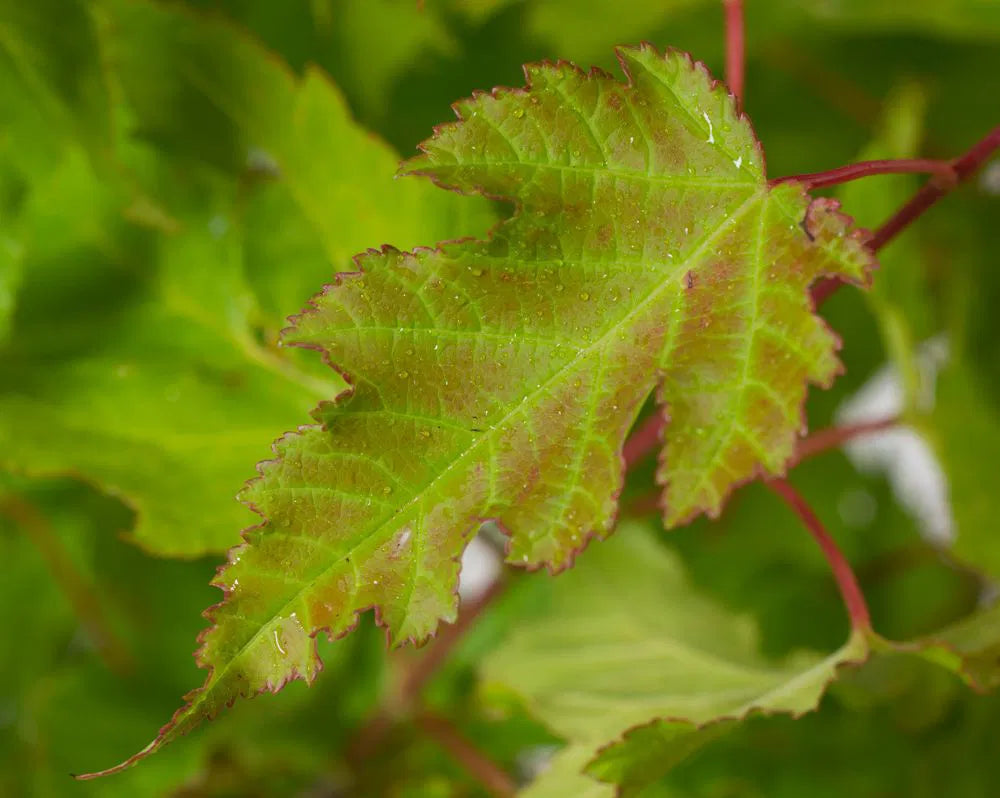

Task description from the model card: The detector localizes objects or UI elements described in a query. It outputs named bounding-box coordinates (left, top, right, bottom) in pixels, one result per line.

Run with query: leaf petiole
left=770, top=158, right=958, bottom=191
left=767, top=479, right=872, bottom=634
left=724, top=0, right=745, bottom=109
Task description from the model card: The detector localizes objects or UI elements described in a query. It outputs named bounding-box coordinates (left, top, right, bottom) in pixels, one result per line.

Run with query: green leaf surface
left=483, top=524, right=868, bottom=795
left=83, top=44, right=875, bottom=776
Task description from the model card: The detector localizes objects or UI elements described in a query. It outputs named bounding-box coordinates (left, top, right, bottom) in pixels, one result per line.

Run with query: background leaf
left=483, top=523, right=867, bottom=795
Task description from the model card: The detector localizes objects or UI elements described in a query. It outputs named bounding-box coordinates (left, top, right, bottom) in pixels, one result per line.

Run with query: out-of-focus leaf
left=0, top=0, right=494, bottom=557
left=925, top=363, right=1000, bottom=575
left=803, top=0, right=1000, bottom=40
left=0, top=152, right=341, bottom=556
left=0, top=0, right=113, bottom=158
left=483, top=524, right=868, bottom=794
left=653, top=662, right=1000, bottom=798
left=519, top=745, right=618, bottom=798
left=899, top=602, right=1000, bottom=692
left=177, top=0, right=457, bottom=128
left=0, top=478, right=385, bottom=795
left=526, top=0, right=708, bottom=63
left=0, top=233, right=19, bottom=341
left=103, top=0, right=491, bottom=264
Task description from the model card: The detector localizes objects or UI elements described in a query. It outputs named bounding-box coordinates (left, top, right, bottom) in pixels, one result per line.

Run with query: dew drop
left=579, top=292, right=590, bottom=301
left=398, top=370, right=409, bottom=379
left=513, top=108, right=525, bottom=119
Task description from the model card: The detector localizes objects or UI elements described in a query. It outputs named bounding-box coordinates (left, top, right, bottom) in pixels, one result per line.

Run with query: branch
left=622, top=415, right=897, bottom=517
left=813, top=123, right=1000, bottom=305
left=0, top=493, right=134, bottom=676
left=624, top=413, right=897, bottom=477
left=417, top=713, right=516, bottom=798
left=868, top=124, right=1000, bottom=252
left=399, top=578, right=508, bottom=702
left=767, top=479, right=872, bottom=633
left=789, top=415, right=899, bottom=467
left=349, top=578, right=509, bottom=763
left=770, top=159, right=957, bottom=191
left=723, top=0, right=745, bottom=108
left=623, top=413, right=664, bottom=471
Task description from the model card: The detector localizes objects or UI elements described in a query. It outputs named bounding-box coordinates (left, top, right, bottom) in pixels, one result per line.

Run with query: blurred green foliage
left=1, top=0, right=998, bottom=795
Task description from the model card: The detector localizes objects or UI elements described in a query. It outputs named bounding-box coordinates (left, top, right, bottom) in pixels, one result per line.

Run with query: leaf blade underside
left=81, top=44, right=874, bottom=777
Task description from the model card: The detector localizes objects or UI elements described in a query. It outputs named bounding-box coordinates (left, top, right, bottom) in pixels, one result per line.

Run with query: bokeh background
left=2, top=1, right=999, bottom=795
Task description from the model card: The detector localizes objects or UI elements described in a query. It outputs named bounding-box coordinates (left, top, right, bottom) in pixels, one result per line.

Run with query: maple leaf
left=81, top=45, right=875, bottom=776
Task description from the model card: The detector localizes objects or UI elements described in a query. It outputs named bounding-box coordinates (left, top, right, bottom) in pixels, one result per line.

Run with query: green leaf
left=0, top=0, right=113, bottom=159
left=0, top=0, right=492, bottom=557
left=103, top=0, right=489, bottom=266
left=482, top=524, right=868, bottom=795
left=927, top=363, right=1000, bottom=576
left=81, top=45, right=873, bottom=776
left=894, top=602, right=1000, bottom=693
left=0, top=157, right=340, bottom=556
left=802, top=0, right=1000, bottom=40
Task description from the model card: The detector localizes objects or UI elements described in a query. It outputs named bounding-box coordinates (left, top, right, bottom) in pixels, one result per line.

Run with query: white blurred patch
left=979, top=159, right=1000, bottom=195
left=458, top=530, right=502, bottom=601
left=515, top=744, right=561, bottom=783
left=836, top=335, right=954, bottom=544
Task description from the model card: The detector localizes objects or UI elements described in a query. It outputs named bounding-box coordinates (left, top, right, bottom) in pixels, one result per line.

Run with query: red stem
left=767, top=479, right=872, bottom=633
left=867, top=124, right=1000, bottom=252
left=813, top=123, right=1000, bottom=305
left=770, top=159, right=957, bottom=191
left=417, top=713, right=516, bottom=797
left=623, top=415, right=898, bottom=518
left=399, top=578, right=507, bottom=701
left=1, top=494, right=134, bottom=676
left=623, top=413, right=897, bottom=476
left=789, top=415, right=898, bottom=466
left=349, top=578, right=508, bottom=764
left=623, top=413, right=664, bottom=471
left=724, top=0, right=745, bottom=108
